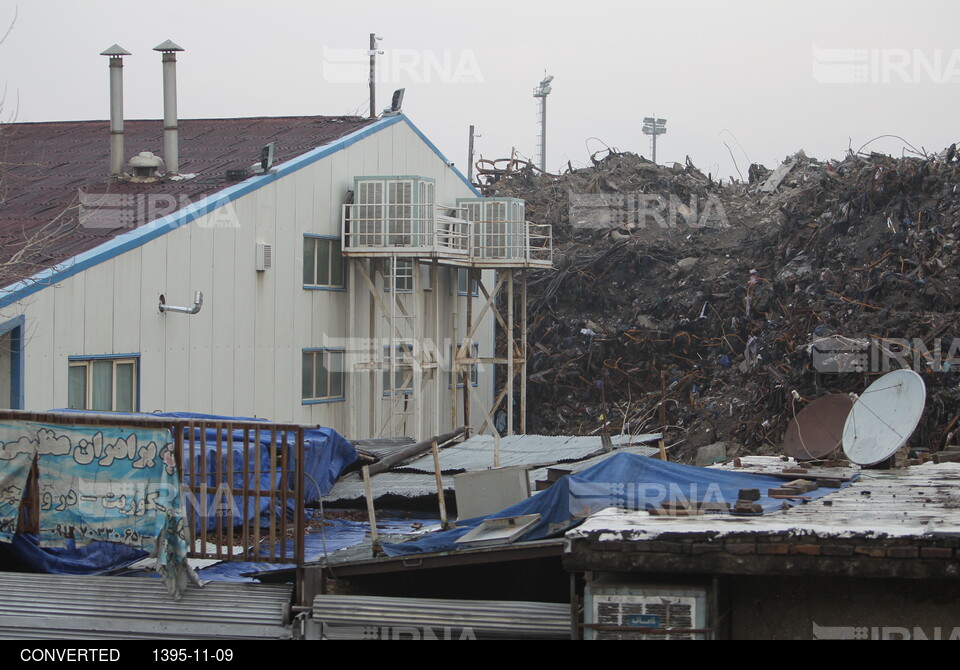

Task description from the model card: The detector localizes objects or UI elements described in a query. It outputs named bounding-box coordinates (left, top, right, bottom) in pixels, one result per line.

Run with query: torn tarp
left=382, top=452, right=853, bottom=556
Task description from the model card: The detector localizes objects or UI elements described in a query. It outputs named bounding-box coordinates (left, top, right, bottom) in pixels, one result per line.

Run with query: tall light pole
left=642, top=116, right=667, bottom=164
left=533, top=74, right=553, bottom=172
left=368, top=34, right=383, bottom=119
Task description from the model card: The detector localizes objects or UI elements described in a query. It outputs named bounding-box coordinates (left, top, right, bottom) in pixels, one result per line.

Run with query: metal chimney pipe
left=158, top=291, right=203, bottom=315
left=153, top=40, right=184, bottom=175
left=100, top=45, right=131, bottom=177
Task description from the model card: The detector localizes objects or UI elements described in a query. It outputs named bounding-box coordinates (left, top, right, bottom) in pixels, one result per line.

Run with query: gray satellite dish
left=783, top=393, right=854, bottom=461
left=842, top=369, right=926, bottom=466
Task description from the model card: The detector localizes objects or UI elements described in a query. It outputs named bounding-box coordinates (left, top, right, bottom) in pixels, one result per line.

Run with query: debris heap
left=481, top=145, right=960, bottom=463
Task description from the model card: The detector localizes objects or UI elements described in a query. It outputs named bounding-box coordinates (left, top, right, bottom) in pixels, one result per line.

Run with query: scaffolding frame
left=343, top=189, right=549, bottom=444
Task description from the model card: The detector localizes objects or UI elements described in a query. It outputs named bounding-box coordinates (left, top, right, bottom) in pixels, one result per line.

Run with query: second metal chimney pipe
left=100, top=45, right=131, bottom=177
left=153, top=40, right=184, bottom=175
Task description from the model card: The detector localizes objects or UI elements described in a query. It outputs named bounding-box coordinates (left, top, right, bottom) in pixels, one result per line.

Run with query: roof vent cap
left=129, top=151, right=165, bottom=179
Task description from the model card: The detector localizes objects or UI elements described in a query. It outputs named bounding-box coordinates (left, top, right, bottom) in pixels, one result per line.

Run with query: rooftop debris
left=482, top=144, right=960, bottom=463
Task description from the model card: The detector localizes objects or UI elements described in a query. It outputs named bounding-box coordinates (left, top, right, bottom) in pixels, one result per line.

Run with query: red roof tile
left=0, top=116, right=376, bottom=276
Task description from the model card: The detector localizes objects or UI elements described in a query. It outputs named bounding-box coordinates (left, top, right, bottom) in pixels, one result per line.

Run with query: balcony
left=341, top=203, right=553, bottom=269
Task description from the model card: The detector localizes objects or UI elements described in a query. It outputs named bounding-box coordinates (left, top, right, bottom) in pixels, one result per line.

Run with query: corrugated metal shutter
left=309, top=595, right=570, bottom=640
left=0, top=572, right=293, bottom=640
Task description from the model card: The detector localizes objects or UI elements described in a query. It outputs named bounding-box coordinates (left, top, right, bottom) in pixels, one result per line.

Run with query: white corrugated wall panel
left=187, top=224, right=215, bottom=412
left=230, top=194, right=257, bottom=418
left=272, top=175, right=296, bottom=422
left=82, top=260, right=114, bottom=355
left=137, top=234, right=167, bottom=412
left=163, top=225, right=192, bottom=410
left=210, top=208, right=237, bottom=416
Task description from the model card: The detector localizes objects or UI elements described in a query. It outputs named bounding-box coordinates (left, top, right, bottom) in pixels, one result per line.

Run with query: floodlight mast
left=642, top=115, right=667, bottom=164
left=533, top=74, right=554, bottom=171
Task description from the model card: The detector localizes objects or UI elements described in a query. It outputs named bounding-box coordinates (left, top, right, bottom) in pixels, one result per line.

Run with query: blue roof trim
left=0, top=113, right=478, bottom=310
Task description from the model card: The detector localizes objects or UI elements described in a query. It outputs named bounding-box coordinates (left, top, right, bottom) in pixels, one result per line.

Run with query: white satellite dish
left=842, top=369, right=926, bottom=466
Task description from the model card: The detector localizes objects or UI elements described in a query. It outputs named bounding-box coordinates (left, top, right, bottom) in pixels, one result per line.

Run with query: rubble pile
left=482, top=145, right=960, bottom=463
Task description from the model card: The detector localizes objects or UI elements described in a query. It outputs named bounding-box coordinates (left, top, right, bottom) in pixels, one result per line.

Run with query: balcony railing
left=342, top=203, right=553, bottom=267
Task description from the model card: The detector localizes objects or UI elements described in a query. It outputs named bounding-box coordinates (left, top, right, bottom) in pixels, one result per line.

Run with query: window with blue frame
left=68, top=355, right=139, bottom=412
left=302, top=349, right=346, bottom=403
left=451, top=268, right=479, bottom=297
left=383, top=342, right=414, bottom=395
left=449, top=342, right=480, bottom=388
left=0, top=316, right=24, bottom=410
left=303, top=236, right=345, bottom=289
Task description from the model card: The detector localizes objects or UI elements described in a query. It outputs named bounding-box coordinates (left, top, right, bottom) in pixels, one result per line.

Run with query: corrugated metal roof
left=567, top=458, right=960, bottom=542
left=398, top=433, right=661, bottom=474
left=351, top=436, right=417, bottom=460
left=0, top=116, right=375, bottom=271
left=0, top=572, right=293, bottom=640
left=326, top=434, right=660, bottom=503
left=326, top=471, right=456, bottom=504
left=309, top=595, right=570, bottom=640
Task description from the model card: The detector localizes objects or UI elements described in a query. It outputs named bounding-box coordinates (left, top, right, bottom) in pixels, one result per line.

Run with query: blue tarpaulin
left=0, top=533, right=148, bottom=575
left=166, top=413, right=357, bottom=530
left=195, top=514, right=439, bottom=581
left=158, top=412, right=357, bottom=505
left=382, top=452, right=855, bottom=556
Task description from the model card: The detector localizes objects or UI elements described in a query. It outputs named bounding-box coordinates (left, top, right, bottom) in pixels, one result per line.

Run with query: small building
left=564, top=457, right=960, bottom=640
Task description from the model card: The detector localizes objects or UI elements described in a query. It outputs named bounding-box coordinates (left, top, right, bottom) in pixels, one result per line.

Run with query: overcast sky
left=3, top=1, right=959, bottom=180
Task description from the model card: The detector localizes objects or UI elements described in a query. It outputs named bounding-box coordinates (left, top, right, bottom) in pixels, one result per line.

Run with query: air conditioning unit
left=352, top=176, right=436, bottom=248
left=456, top=197, right=525, bottom=259
left=256, top=242, right=272, bottom=272
left=583, top=578, right=709, bottom=640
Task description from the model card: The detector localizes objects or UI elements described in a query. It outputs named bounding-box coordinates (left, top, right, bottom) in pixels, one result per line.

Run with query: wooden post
left=431, top=440, right=450, bottom=529
left=659, top=371, right=668, bottom=461
left=362, top=465, right=382, bottom=556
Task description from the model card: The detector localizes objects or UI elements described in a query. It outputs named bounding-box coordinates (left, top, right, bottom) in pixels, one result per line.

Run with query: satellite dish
left=842, top=369, right=926, bottom=466
left=783, top=394, right=854, bottom=461
left=252, top=143, right=276, bottom=175
left=260, top=143, right=275, bottom=172
left=391, top=88, right=405, bottom=112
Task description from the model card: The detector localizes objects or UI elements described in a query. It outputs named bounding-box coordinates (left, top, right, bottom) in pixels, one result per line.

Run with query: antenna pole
left=468, top=125, right=476, bottom=183
left=369, top=33, right=377, bottom=119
